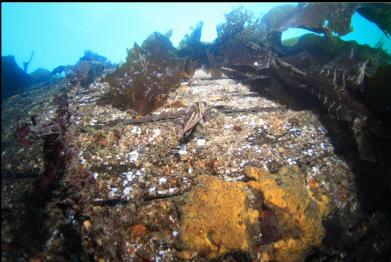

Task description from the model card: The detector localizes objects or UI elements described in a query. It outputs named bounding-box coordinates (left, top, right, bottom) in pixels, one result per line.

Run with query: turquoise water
left=2, top=2, right=390, bottom=73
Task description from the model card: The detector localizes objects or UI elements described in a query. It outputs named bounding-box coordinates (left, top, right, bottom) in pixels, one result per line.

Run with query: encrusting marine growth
left=177, top=166, right=329, bottom=261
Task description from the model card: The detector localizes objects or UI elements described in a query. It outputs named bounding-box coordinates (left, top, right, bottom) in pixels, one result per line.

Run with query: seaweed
left=216, top=6, right=258, bottom=44
left=262, top=3, right=391, bottom=39
left=80, top=50, right=109, bottom=63
left=104, top=32, right=192, bottom=114
left=261, top=3, right=356, bottom=37
left=177, top=22, right=211, bottom=68
left=214, top=7, right=264, bottom=65
left=36, top=132, right=64, bottom=194
left=14, top=122, right=34, bottom=147
left=50, top=50, right=114, bottom=88
left=51, top=65, right=68, bottom=75
left=357, top=3, right=391, bottom=37
left=262, top=3, right=391, bottom=55
left=73, top=60, right=103, bottom=88
left=11, top=92, right=69, bottom=194
left=23, top=51, right=34, bottom=73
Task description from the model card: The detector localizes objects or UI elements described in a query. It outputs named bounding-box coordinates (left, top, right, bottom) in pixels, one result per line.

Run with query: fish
left=7, top=94, right=20, bottom=101
left=181, top=101, right=208, bottom=139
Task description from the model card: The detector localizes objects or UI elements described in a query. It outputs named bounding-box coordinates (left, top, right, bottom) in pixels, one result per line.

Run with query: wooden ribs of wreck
left=222, top=54, right=381, bottom=162
left=268, top=56, right=380, bottom=161
left=81, top=106, right=287, bottom=131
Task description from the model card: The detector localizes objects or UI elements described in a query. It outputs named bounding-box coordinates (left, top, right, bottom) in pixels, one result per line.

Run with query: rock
left=29, top=68, right=52, bottom=84
left=1, top=55, right=33, bottom=100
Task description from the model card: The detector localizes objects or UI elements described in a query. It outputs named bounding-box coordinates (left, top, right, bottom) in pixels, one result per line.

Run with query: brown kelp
left=104, top=32, right=194, bottom=115
left=177, top=21, right=212, bottom=69
left=23, top=51, right=34, bottom=73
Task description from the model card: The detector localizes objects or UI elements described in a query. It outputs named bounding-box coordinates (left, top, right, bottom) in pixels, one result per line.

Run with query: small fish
left=181, top=101, right=208, bottom=139
left=8, top=94, right=20, bottom=101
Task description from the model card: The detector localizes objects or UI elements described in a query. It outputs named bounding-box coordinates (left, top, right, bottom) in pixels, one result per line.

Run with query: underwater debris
left=181, top=101, right=208, bottom=140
